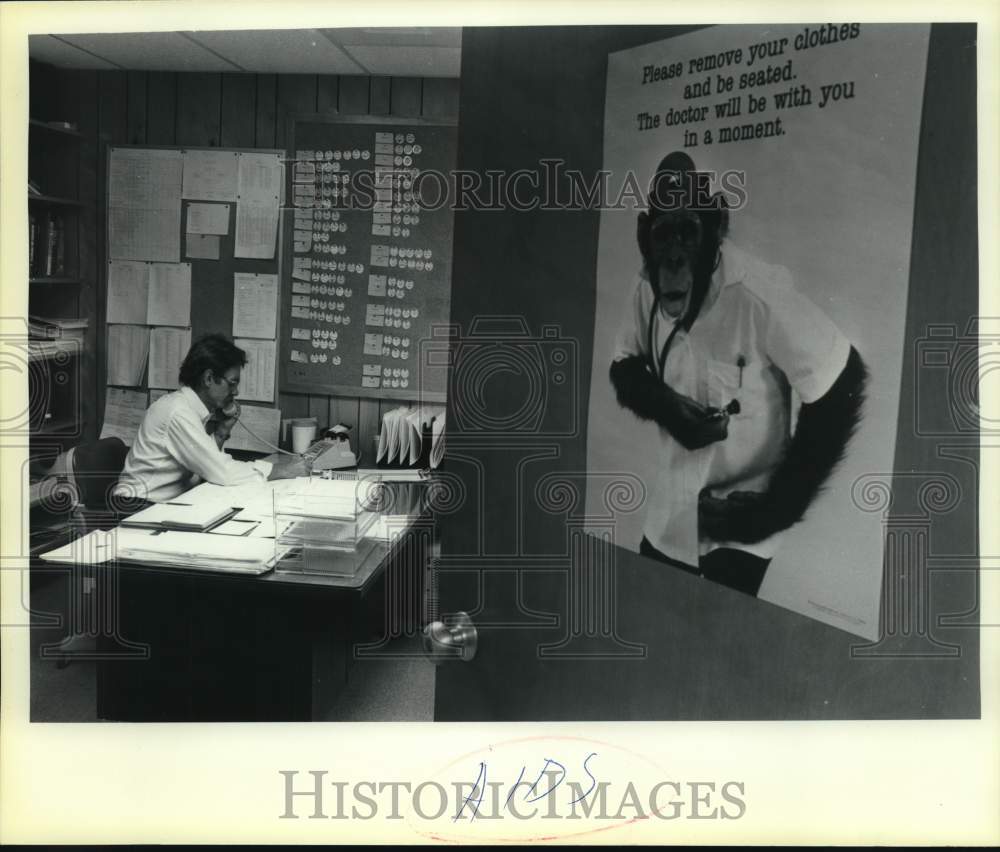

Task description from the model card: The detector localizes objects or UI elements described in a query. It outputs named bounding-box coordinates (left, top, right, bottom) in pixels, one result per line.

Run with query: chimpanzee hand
left=699, top=489, right=779, bottom=543
left=668, top=388, right=730, bottom=450
left=609, top=355, right=728, bottom=450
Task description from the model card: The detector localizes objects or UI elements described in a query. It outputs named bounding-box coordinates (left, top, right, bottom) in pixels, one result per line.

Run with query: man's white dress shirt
left=115, top=386, right=272, bottom=503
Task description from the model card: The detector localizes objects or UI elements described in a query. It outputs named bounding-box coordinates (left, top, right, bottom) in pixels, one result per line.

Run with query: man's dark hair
left=178, top=333, right=247, bottom=387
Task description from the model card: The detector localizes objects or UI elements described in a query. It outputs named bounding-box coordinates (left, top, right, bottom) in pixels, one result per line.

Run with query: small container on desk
left=273, top=478, right=381, bottom=577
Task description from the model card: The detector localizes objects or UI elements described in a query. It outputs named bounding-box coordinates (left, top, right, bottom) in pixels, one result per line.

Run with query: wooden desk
left=433, top=538, right=979, bottom=721
left=92, top=484, right=433, bottom=722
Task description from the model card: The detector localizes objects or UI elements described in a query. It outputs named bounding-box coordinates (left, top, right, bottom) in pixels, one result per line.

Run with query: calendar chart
left=281, top=116, right=457, bottom=402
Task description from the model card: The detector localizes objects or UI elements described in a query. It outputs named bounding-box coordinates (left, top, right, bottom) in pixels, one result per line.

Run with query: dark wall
left=29, top=63, right=459, bottom=450
left=445, top=26, right=703, bottom=557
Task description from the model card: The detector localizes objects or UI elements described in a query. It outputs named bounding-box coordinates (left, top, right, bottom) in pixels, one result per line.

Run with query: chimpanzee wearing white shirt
left=609, top=152, right=867, bottom=596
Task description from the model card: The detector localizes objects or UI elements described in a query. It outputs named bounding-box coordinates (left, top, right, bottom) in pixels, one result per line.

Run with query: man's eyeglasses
left=215, top=374, right=240, bottom=391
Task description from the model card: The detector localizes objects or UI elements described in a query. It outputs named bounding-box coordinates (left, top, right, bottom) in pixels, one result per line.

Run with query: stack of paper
left=38, top=527, right=284, bottom=573
left=121, top=500, right=237, bottom=531
left=180, top=478, right=305, bottom=529
left=29, top=315, right=88, bottom=342
left=430, top=413, right=446, bottom=469
left=376, top=406, right=446, bottom=468
left=40, top=529, right=118, bottom=565
left=114, top=528, right=285, bottom=574
left=274, top=477, right=369, bottom=520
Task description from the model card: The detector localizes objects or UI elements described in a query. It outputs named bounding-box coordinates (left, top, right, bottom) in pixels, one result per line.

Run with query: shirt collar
left=716, top=242, right=755, bottom=289
left=179, top=385, right=212, bottom=425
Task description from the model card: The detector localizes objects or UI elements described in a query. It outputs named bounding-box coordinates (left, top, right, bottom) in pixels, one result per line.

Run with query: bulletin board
left=101, top=145, right=285, bottom=452
left=280, top=115, right=457, bottom=403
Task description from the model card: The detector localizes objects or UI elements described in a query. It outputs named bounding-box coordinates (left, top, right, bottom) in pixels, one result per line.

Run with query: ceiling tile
left=342, top=45, right=461, bottom=78
left=55, top=32, right=241, bottom=72
left=321, top=27, right=462, bottom=48
left=28, top=34, right=121, bottom=70
left=187, top=29, right=365, bottom=74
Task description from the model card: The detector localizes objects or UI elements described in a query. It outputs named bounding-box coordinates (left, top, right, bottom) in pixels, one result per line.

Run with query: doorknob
left=422, top=611, right=478, bottom=664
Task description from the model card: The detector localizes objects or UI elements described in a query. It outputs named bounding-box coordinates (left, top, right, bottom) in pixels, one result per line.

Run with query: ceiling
left=28, top=27, right=462, bottom=77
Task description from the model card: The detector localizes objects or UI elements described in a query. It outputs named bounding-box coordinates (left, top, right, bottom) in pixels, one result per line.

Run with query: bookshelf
left=28, top=111, right=88, bottom=458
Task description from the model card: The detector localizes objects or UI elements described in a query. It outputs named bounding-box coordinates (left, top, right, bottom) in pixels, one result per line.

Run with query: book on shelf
left=29, top=212, right=37, bottom=273
left=27, top=337, right=82, bottom=362
left=44, top=213, right=65, bottom=277
left=28, top=315, right=88, bottom=342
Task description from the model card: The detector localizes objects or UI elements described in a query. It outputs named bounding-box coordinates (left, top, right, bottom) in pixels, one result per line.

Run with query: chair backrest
left=70, top=437, right=129, bottom=510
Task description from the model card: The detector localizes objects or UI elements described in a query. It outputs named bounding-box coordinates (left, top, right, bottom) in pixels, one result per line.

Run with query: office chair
left=51, top=437, right=129, bottom=668
left=67, top=437, right=129, bottom=512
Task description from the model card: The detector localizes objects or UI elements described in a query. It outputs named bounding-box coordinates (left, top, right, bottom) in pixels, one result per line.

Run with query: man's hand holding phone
left=207, top=401, right=241, bottom=448
left=267, top=454, right=312, bottom=480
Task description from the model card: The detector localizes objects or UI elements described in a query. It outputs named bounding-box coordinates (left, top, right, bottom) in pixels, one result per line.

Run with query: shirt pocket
left=707, top=358, right=765, bottom=419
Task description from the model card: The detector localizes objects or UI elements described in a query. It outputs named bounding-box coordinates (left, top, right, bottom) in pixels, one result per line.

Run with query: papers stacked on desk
left=113, top=528, right=285, bottom=574
left=120, top=500, right=237, bottom=531
left=274, top=477, right=378, bottom=556
left=39, top=527, right=284, bottom=574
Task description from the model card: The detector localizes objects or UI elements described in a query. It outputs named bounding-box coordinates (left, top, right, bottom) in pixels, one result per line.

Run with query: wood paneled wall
left=31, top=63, right=459, bottom=455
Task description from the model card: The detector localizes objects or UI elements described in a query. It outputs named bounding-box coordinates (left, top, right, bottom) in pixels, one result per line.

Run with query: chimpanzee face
left=648, top=210, right=704, bottom=318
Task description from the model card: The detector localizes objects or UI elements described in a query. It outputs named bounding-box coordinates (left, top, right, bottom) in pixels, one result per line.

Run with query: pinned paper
left=148, top=327, right=191, bottom=389
left=106, top=260, right=192, bottom=327
left=186, top=202, right=230, bottom=235
left=182, top=149, right=238, bottom=201
left=235, top=203, right=278, bottom=259
left=108, top=148, right=182, bottom=263
left=234, top=338, right=276, bottom=403
left=186, top=234, right=221, bottom=260
left=106, top=325, right=150, bottom=387
left=234, top=153, right=281, bottom=259
left=100, top=387, right=148, bottom=445
left=226, top=404, right=281, bottom=454
left=232, top=273, right=278, bottom=339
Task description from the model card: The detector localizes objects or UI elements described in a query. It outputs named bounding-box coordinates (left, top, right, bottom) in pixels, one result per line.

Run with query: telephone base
left=303, top=438, right=357, bottom=471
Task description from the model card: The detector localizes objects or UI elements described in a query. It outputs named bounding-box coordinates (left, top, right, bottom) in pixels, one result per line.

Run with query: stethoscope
left=645, top=249, right=722, bottom=382
left=647, top=301, right=682, bottom=383
left=643, top=251, right=741, bottom=419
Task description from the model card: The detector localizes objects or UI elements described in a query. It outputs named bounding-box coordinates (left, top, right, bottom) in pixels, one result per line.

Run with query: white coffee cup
left=291, top=418, right=318, bottom=454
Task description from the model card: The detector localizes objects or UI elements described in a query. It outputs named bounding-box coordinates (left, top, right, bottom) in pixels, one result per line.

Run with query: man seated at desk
left=115, top=333, right=308, bottom=503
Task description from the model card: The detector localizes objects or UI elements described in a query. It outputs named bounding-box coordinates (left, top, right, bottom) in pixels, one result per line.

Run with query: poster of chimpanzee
left=586, top=24, right=932, bottom=638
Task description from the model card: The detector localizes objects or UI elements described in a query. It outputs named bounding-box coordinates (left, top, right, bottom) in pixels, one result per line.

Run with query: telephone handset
left=206, top=402, right=240, bottom=436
